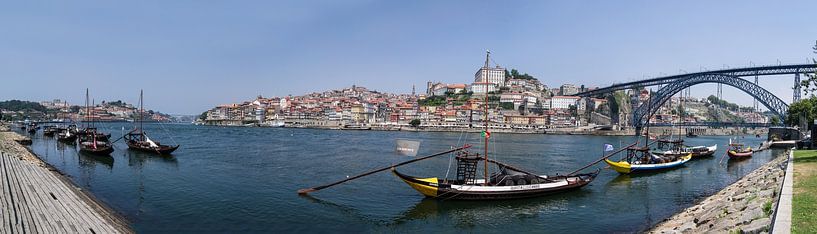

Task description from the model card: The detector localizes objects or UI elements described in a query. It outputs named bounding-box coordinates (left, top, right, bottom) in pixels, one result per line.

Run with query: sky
left=1, top=1, right=816, bottom=114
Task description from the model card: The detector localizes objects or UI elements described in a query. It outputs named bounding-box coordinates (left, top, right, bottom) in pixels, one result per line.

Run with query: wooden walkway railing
left=1, top=151, right=131, bottom=233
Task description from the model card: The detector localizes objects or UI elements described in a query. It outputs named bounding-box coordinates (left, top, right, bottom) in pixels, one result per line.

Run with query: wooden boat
left=123, top=90, right=180, bottom=155
left=605, top=146, right=692, bottom=174
left=727, top=143, right=753, bottom=159
left=686, top=145, right=717, bottom=157
left=78, top=138, right=114, bottom=156
left=393, top=153, right=599, bottom=200
left=43, top=126, right=58, bottom=137
left=77, top=89, right=114, bottom=156
left=686, top=132, right=698, bottom=138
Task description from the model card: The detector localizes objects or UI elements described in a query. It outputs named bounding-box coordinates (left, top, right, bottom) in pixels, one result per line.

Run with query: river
left=22, top=123, right=781, bottom=233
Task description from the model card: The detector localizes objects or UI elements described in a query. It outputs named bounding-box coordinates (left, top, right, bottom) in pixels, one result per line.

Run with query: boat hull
left=392, top=169, right=599, bottom=200
left=727, top=150, right=753, bottom=158
left=79, top=146, right=114, bottom=156
left=125, top=140, right=179, bottom=155
left=604, top=154, right=692, bottom=174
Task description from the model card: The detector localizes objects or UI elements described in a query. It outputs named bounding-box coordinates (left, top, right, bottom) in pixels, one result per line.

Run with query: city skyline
left=1, top=1, right=816, bottom=114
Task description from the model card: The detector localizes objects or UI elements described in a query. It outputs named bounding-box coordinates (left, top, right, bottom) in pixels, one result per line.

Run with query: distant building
left=559, top=84, right=578, bottom=96
left=551, top=96, right=580, bottom=110
left=471, top=82, right=497, bottom=94
left=474, top=51, right=507, bottom=87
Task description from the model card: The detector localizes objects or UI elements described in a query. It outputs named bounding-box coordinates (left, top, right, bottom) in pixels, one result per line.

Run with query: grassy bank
left=792, top=150, right=817, bottom=233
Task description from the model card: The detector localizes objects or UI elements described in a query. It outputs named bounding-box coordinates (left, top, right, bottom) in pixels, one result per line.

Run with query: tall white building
left=474, top=51, right=507, bottom=87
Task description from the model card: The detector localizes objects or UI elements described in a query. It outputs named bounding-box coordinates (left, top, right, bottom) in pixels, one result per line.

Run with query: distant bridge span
left=633, top=74, right=788, bottom=128
left=574, top=63, right=815, bottom=132
left=576, top=64, right=816, bottom=97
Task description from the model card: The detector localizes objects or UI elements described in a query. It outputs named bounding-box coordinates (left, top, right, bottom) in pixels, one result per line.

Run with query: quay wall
left=649, top=151, right=788, bottom=233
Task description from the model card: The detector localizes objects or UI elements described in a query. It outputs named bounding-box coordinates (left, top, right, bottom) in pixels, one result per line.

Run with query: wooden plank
left=22, top=164, right=71, bottom=234
left=0, top=152, right=14, bottom=234
left=5, top=153, right=33, bottom=233
left=30, top=160, right=118, bottom=233
left=19, top=163, right=62, bottom=234
left=7, top=154, right=45, bottom=234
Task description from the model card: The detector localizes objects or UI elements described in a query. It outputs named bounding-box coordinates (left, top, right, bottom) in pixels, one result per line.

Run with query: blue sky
left=1, top=1, right=815, bottom=114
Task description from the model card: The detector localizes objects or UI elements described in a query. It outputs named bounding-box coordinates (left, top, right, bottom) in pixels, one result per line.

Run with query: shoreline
left=200, top=123, right=767, bottom=136
left=649, top=150, right=788, bottom=233
left=0, top=123, right=133, bottom=233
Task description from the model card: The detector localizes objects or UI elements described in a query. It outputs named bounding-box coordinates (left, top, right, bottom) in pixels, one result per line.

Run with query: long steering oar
left=110, top=129, right=137, bottom=144
left=297, top=144, right=472, bottom=195
left=567, top=142, right=637, bottom=176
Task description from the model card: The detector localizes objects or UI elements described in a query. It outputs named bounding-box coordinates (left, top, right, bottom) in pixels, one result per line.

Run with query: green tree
left=199, top=111, right=209, bottom=120
left=785, top=97, right=817, bottom=127
left=771, top=116, right=781, bottom=125
left=799, top=40, right=817, bottom=95
left=499, top=102, right=514, bottom=110
left=409, top=119, right=421, bottom=127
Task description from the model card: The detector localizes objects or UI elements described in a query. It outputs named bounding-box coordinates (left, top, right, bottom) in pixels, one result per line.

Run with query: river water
left=22, top=123, right=781, bottom=233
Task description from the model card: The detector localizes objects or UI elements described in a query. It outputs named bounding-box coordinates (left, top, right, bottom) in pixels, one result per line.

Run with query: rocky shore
left=650, top=152, right=787, bottom=234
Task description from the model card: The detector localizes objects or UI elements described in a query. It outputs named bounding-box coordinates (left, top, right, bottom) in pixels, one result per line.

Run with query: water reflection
left=125, top=150, right=178, bottom=169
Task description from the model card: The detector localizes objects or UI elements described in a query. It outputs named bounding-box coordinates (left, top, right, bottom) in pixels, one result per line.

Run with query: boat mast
left=483, top=50, right=490, bottom=185
left=644, top=89, right=652, bottom=147
left=140, top=89, right=144, bottom=140
left=85, top=88, right=89, bottom=129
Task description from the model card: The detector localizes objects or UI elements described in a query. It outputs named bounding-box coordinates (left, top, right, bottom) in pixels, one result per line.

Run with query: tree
left=770, top=116, right=781, bottom=126
left=409, top=119, right=421, bottom=127
left=798, top=40, right=817, bottom=95
left=199, top=111, right=209, bottom=121
left=785, top=97, right=817, bottom=127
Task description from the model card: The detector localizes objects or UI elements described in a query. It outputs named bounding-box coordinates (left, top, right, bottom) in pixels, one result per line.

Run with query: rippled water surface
left=22, top=124, right=782, bottom=233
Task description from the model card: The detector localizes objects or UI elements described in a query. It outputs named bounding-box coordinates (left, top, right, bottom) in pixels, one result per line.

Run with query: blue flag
left=604, top=144, right=614, bottom=152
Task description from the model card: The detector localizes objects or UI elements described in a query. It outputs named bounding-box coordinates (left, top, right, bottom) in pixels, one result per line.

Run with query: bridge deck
left=0, top=150, right=131, bottom=233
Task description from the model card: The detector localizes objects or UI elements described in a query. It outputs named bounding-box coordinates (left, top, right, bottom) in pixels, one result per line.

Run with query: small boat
left=124, top=90, right=180, bottom=155
left=686, top=132, right=698, bottom=138
left=43, top=126, right=58, bottom=137
left=727, top=143, right=753, bottom=159
left=77, top=88, right=114, bottom=156
left=686, top=145, right=717, bottom=157
left=57, top=129, right=78, bottom=143
left=605, top=146, right=692, bottom=174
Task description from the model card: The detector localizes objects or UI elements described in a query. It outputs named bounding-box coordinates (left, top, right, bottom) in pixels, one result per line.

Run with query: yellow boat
left=605, top=146, right=692, bottom=174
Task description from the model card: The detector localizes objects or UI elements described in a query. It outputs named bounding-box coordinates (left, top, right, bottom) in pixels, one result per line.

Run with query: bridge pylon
left=794, top=71, right=801, bottom=103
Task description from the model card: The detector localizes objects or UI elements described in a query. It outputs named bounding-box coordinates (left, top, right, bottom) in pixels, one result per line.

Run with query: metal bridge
left=575, top=64, right=816, bottom=131
left=647, top=122, right=780, bottom=128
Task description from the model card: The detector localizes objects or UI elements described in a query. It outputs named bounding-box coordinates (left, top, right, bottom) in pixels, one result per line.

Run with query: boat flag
left=604, top=144, right=614, bottom=152
left=395, top=139, right=421, bottom=156
left=482, top=131, right=491, bottom=139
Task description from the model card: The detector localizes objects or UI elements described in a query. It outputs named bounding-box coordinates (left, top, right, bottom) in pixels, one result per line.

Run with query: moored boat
left=123, top=90, right=180, bottom=155
left=605, top=146, right=692, bottom=174
left=727, top=143, right=752, bottom=159
left=393, top=151, right=599, bottom=200
left=77, top=88, right=114, bottom=156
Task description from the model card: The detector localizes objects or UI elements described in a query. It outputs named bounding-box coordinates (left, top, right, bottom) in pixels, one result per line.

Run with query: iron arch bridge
left=576, top=64, right=817, bottom=97
left=631, top=74, right=788, bottom=130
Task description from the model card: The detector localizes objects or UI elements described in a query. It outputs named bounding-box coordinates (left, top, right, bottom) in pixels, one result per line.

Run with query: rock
left=740, top=208, right=764, bottom=225
left=758, top=189, right=774, bottom=198
left=741, top=217, right=770, bottom=234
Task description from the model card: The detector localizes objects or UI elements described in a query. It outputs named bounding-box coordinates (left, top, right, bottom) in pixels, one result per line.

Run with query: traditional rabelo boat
left=43, top=126, right=58, bottom=137
left=727, top=142, right=753, bottom=159
left=298, top=52, right=604, bottom=200
left=605, top=89, right=692, bottom=174
left=650, top=95, right=716, bottom=159
left=57, top=124, right=78, bottom=143
left=77, top=89, right=114, bottom=156
left=123, top=90, right=179, bottom=155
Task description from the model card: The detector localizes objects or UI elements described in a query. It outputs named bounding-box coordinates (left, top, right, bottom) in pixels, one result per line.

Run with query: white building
left=471, top=82, right=497, bottom=94
left=474, top=51, right=507, bottom=87
left=550, top=96, right=580, bottom=110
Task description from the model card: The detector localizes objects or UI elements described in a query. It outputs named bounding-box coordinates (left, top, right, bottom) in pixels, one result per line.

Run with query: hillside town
left=0, top=99, right=172, bottom=122
left=199, top=52, right=772, bottom=131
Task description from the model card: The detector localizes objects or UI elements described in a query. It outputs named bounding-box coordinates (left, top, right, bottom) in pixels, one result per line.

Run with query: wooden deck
left=0, top=151, right=131, bottom=233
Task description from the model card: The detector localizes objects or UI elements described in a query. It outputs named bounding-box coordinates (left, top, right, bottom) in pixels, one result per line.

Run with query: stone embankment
left=650, top=153, right=787, bottom=234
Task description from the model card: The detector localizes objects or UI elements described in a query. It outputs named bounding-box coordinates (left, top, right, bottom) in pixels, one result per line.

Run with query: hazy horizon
left=1, top=1, right=815, bottom=115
